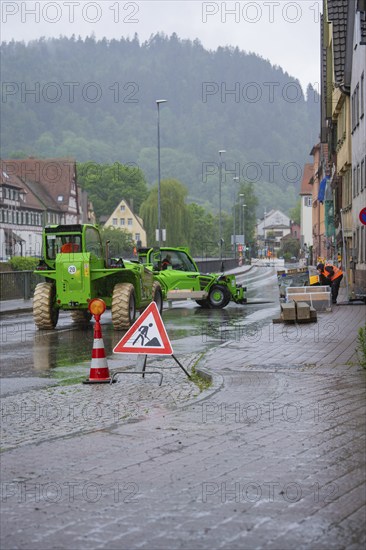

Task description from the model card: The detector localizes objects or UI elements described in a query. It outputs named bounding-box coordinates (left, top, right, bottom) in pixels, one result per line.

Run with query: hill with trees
left=1, top=33, right=319, bottom=217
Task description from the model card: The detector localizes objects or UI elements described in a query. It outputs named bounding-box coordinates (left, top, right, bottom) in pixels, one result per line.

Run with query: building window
left=127, top=218, right=133, bottom=226
left=112, top=218, right=117, bottom=226
left=120, top=205, right=125, bottom=212
left=357, top=164, right=361, bottom=195
left=338, top=103, right=347, bottom=144
left=120, top=218, right=125, bottom=226
left=135, top=233, right=140, bottom=242
left=361, top=158, right=365, bottom=192
left=361, top=72, right=364, bottom=118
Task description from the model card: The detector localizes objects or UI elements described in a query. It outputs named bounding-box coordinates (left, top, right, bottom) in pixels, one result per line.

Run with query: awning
left=318, top=177, right=329, bottom=203
left=4, top=228, right=25, bottom=243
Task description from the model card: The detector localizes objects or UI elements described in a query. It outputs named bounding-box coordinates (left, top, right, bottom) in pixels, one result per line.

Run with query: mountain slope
left=1, top=33, right=319, bottom=214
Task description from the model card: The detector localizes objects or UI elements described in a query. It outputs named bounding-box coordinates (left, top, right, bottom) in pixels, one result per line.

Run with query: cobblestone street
left=1, top=303, right=365, bottom=549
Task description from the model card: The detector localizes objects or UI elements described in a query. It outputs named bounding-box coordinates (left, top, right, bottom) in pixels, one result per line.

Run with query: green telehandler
left=138, top=246, right=246, bottom=309
left=33, top=224, right=162, bottom=329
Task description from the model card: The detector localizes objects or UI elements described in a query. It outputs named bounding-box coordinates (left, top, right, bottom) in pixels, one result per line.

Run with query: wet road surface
left=0, top=266, right=279, bottom=381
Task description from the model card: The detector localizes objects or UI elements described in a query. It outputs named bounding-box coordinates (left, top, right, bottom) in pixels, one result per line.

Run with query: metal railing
left=0, top=271, right=42, bottom=301
left=0, top=258, right=240, bottom=301
left=195, top=257, right=238, bottom=273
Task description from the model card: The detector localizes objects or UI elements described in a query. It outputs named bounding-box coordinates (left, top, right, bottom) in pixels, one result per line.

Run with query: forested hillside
left=1, top=33, right=319, bottom=216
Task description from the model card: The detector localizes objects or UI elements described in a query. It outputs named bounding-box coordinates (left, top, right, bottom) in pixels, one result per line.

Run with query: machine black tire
left=33, top=282, right=59, bottom=329
left=152, top=281, right=163, bottom=313
left=112, top=283, right=136, bottom=329
left=207, top=284, right=231, bottom=309
left=70, top=310, right=92, bottom=325
left=195, top=299, right=209, bottom=308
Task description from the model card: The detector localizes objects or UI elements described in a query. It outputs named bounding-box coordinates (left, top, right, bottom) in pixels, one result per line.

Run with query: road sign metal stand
left=140, top=353, right=191, bottom=379
left=171, top=354, right=191, bottom=378
left=110, top=368, right=164, bottom=386
left=110, top=353, right=191, bottom=386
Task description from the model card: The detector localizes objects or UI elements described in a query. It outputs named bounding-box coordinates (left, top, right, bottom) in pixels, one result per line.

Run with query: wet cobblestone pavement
left=1, top=353, right=217, bottom=451
left=1, top=302, right=365, bottom=549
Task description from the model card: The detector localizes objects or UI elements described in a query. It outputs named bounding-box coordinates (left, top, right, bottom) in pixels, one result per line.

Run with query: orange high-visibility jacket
left=321, top=265, right=343, bottom=281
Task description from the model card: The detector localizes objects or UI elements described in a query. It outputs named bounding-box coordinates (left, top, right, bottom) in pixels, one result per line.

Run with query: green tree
left=289, top=199, right=301, bottom=225
left=140, top=179, right=191, bottom=246
left=187, top=203, right=215, bottom=256
left=278, top=237, right=300, bottom=260
left=234, top=182, right=258, bottom=244
left=100, top=226, right=135, bottom=258
left=77, top=162, right=148, bottom=221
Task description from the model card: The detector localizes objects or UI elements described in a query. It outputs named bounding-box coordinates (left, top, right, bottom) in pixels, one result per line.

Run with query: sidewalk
left=0, top=299, right=33, bottom=315
left=1, top=291, right=365, bottom=549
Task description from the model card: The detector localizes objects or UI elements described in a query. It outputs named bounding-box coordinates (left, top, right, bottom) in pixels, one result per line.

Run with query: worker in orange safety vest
left=317, top=263, right=343, bottom=304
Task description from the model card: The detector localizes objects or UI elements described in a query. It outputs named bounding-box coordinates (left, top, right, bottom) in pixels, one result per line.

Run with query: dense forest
left=1, top=33, right=319, bottom=216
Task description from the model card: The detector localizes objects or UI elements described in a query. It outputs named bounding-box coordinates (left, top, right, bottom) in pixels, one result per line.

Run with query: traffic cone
left=83, top=316, right=112, bottom=384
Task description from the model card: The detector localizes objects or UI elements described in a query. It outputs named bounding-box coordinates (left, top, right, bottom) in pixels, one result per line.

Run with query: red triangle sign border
left=113, top=302, right=173, bottom=355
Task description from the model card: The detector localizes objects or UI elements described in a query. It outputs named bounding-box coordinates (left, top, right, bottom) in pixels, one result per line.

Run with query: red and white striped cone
left=83, top=316, right=111, bottom=384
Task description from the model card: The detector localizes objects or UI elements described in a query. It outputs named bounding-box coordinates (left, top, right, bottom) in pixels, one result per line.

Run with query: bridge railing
left=195, top=257, right=239, bottom=273
left=0, top=271, right=42, bottom=301
left=0, top=258, right=241, bottom=301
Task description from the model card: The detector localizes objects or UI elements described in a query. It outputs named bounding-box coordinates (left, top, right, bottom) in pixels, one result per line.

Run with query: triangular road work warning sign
left=113, top=302, right=173, bottom=355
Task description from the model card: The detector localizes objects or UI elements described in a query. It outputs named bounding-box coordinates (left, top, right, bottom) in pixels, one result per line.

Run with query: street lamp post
left=156, top=99, right=167, bottom=246
left=218, top=149, right=226, bottom=261
left=233, top=177, right=239, bottom=259
left=239, top=193, right=244, bottom=243
left=242, top=204, right=247, bottom=261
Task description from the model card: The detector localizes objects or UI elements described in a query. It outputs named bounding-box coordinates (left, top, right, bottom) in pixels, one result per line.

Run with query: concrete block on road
left=280, top=302, right=296, bottom=320
left=295, top=301, right=311, bottom=320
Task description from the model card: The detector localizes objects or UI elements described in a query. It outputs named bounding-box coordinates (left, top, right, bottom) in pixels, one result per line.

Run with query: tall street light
left=232, top=177, right=239, bottom=260
left=156, top=99, right=167, bottom=246
left=239, top=193, right=244, bottom=243
left=242, top=204, right=247, bottom=261
left=218, top=149, right=226, bottom=261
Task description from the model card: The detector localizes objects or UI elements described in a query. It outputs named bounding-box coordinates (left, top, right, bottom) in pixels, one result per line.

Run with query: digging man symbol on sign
left=133, top=323, right=153, bottom=346
left=113, top=302, right=174, bottom=355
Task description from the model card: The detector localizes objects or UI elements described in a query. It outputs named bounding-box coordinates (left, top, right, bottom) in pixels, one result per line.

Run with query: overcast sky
left=1, top=0, right=321, bottom=92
